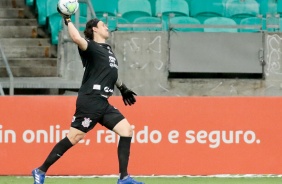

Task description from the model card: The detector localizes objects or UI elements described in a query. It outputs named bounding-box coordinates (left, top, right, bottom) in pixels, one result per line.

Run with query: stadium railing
left=0, top=42, right=14, bottom=95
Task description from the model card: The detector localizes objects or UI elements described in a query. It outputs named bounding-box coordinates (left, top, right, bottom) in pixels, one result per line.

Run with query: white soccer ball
left=57, top=0, right=79, bottom=16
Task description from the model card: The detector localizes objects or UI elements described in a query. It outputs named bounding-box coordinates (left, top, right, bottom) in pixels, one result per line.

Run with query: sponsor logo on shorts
left=82, top=117, right=92, bottom=128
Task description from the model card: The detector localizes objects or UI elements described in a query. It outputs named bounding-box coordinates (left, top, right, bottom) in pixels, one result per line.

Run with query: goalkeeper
left=32, top=5, right=144, bottom=184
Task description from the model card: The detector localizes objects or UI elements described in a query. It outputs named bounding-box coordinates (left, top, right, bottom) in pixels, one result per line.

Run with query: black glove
left=57, top=6, right=71, bottom=26
left=117, top=84, right=137, bottom=106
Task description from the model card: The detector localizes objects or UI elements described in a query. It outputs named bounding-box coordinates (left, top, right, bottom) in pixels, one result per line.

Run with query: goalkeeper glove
left=117, top=84, right=137, bottom=106
left=57, top=6, right=71, bottom=26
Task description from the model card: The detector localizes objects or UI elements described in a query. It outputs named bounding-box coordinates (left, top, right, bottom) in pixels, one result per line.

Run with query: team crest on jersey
left=82, top=117, right=92, bottom=128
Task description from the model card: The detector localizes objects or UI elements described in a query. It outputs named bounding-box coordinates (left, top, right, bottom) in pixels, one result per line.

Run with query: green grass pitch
left=0, top=176, right=282, bottom=184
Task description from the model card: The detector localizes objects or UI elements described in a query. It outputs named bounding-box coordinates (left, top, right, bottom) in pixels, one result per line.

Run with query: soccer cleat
left=117, top=175, right=144, bottom=184
left=32, top=168, right=45, bottom=184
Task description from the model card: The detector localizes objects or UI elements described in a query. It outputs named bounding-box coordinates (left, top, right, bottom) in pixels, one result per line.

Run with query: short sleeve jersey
left=78, top=39, right=118, bottom=96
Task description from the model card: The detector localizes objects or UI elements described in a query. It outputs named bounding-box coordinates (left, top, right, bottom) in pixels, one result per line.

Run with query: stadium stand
left=118, top=0, right=152, bottom=23
left=203, top=17, right=238, bottom=32
left=225, top=0, right=260, bottom=24
left=190, top=0, right=225, bottom=23
left=27, top=0, right=281, bottom=45
left=169, top=16, right=203, bottom=32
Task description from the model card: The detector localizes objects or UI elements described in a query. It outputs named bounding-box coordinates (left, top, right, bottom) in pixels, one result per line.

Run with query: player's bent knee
left=67, top=127, right=86, bottom=145
left=113, top=119, right=133, bottom=137
left=68, top=134, right=85, bottom=145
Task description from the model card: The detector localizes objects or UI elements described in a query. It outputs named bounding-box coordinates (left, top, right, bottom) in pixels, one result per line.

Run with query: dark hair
left=84, top=18, right=100, bottom=40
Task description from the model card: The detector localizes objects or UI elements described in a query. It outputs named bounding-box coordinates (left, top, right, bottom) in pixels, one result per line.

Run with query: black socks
left=38, top=136, right=132, bottom=180
left=118, top=136, right=132, bottom=180
left=38, top=137, right=73, bottom=172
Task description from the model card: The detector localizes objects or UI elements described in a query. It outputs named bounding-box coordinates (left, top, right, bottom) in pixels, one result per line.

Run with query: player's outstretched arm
left=57, top=6, right=87, bottom=51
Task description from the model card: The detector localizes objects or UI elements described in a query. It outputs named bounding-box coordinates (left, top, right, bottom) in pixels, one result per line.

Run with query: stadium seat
left=45, top=0, right=63, bottom=44
left=169, top=16, right=203, bottom=32
left=278, top=0, right=282, bottom=16
left=239, top=17, right=265, bottom=32
left=78, top=2, right=88, bottom=17
left=132, top=17, right=164, bottom=31
left=185, top=0, right=193, bottom=7
left=90, top=0, right=118, bottom=19
left=148, top=0, right=157, bottom=17
left=155, top=0, right=189, bottom=18
left=203, top=17, right=238, bottom=32
left=225, top=0, right=260, bottom=24
left=26, top=0, right=34, bottom=6
left=155, top=0, right=189, bottom=31
left=48, top=15, right=63, bottom=45
left=258, top=0, right=278, bottom=16
left=190, top=0, right=225, bottom=23
left=35, top=0, right=47, bottom=26
left=118, top=0, right=152, bottom=23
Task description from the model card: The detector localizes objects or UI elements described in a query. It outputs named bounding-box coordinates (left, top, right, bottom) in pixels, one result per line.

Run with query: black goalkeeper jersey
left=77, top=39, right=118, bottom=97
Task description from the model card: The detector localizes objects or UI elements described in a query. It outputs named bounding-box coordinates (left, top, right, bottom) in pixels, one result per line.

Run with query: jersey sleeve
left=78, top=40, right=101, bottom=67
left=78, top=39, right=91, bottom=67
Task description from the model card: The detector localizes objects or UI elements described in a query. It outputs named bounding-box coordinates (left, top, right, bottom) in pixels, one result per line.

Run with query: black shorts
left=71, top=94, right=125, bottom=133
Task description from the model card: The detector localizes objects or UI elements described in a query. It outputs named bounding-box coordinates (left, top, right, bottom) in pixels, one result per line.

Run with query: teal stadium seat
left=204, top=17, right=238, bottom=32
left=278, top=0, right=282, bottom=16
left=133, top=17, right=164, bottom=31
left=225, top=0, right=260, bottom=24
left=155, top=0, right=189, bottom=18
left=35, top=0, right=47, bottom=25
left=148, top=0, right=157, bottom=16
left=46, top=0, right=63, bottom=44
left=169, top=16, right=203, bottom=32
left=185, top=0, right=193, bottom=7
left=155, top=0, right=189, bottom=30
left=78, top=2, right=88, bottom=17
left=26, top=0, right=34, bottom=6
left=118, top=0, right=152, bottom=23
left=239, top=17, right=265, bottom=32
left=258, top=0, right=277, bottom=16
left=190, top=0, right=225, bottom=23
left=91, top=0, right=118, bottom=19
